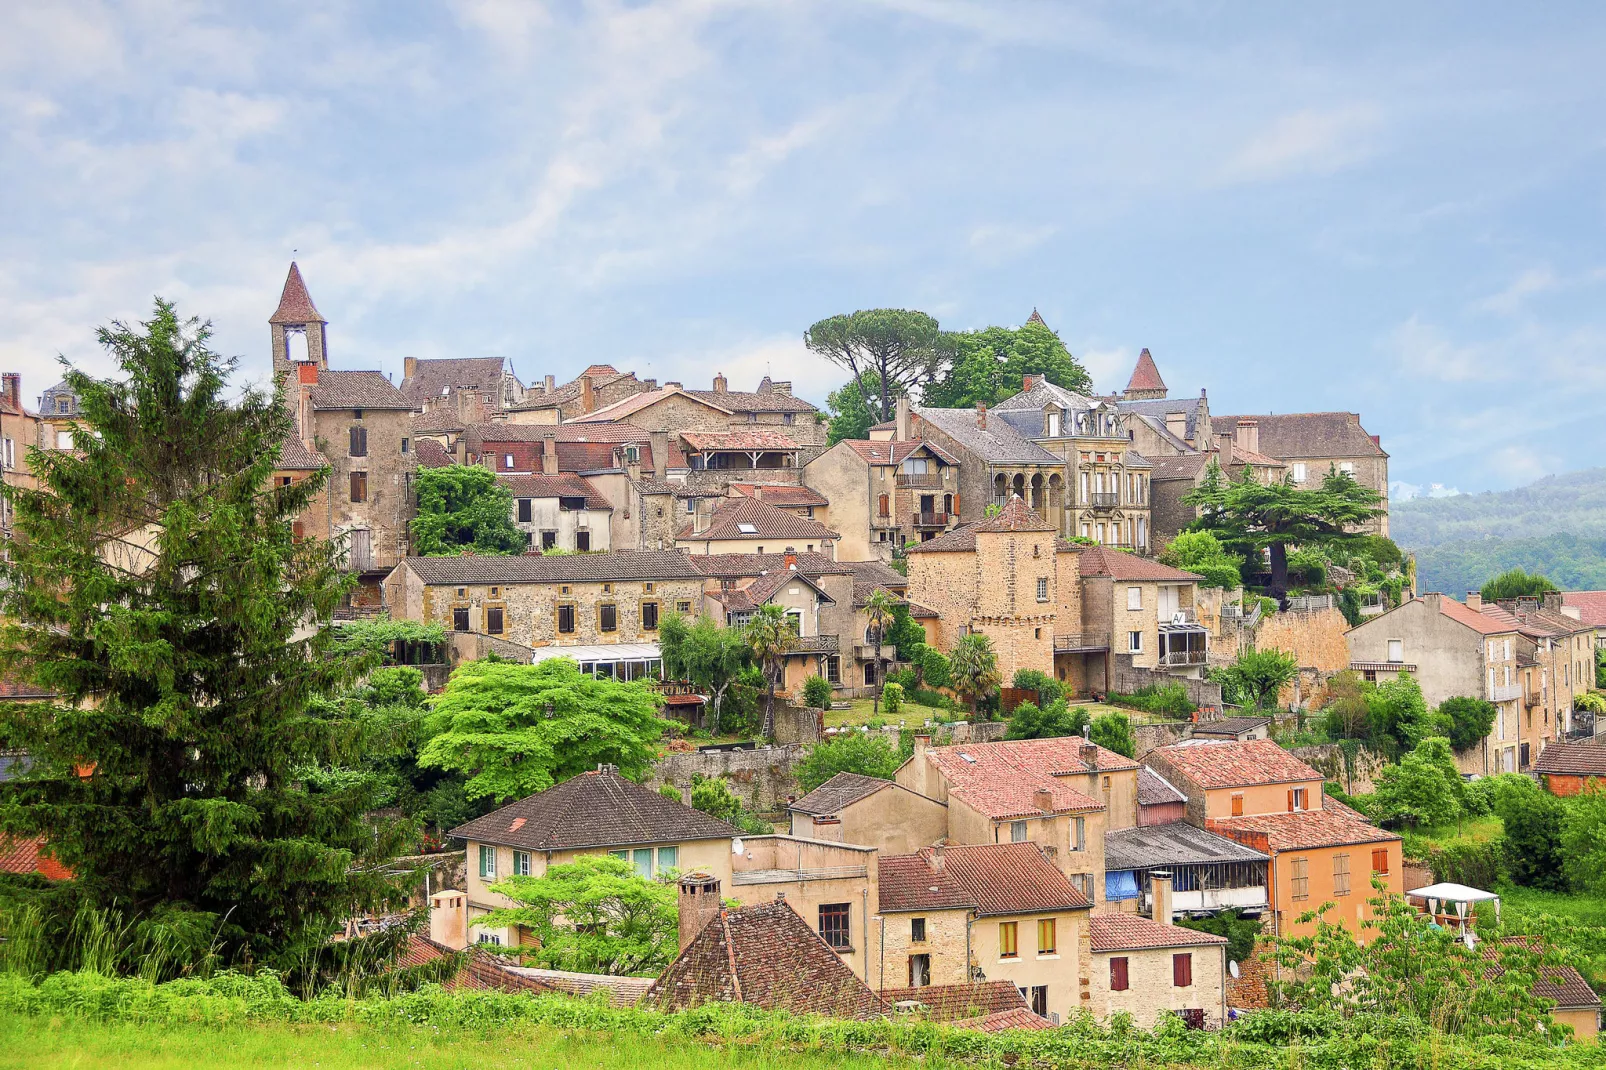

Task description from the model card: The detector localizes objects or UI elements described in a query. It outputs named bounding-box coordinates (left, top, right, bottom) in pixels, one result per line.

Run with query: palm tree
left=949, top=633, right=1002, bottom=723
left=863, top=588, right=897, bottom=716
left=745, top=604, right=797, bottom=741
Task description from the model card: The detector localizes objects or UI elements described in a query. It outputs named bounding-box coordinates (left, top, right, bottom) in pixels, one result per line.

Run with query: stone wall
left=1132, top=720, right=1193, bottom=758
left=649, top=744, right=809, bottom=812
left=394, top=850, right=467, bottom=906
left=1109, top=659, right=1224, bottom=710
left=1253, top=606, right=1351, bottom=706
left=1289, top=743, right=1388, bottom=795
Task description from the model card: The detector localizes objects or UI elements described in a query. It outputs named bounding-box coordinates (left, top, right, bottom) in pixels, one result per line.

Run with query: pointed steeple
left=1026, top=308, right=1047, bottom=328
left=270, top=262, right=326, bottom=325
left=1123, top=348, right=1167, bottom=400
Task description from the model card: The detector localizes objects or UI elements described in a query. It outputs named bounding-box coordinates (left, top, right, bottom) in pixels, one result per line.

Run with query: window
left=1173, top=952, right=1193, bottom=988
left=56, top=429, right=73, bottom=450
left=1029, top=985, right=1048, bottom=1017
left=349, top=471, right=367, bottom=502
left=1231, top=793, right=1244, bottom=816
left=1371, top=848, right=1390, bottom=874
left=819, top=904, right=851, bottom=950
left=1504, top=639, right=1512, bottom=659
left=348, top=426, right=367, bottom=457
left=575, top=531, right=591, bottom=552
left=557, top=604, right=576, bottom=634
left=56, top=398, right=70, bottom=414
left=1037, top=577, right=1049, bottom=602
left=1333, top=852, right=1351, bottom=896
left=642, top=601, right=659, bottom=630
left=513, top=850, right=532, bottom=876
left=518, top=499, right=532, bottom=523
left=541, top=530, right=557, bottom=550
left=998, top=921, right=1018, bottom=959
left=504, top=454, right=515, bottom=469
left=863, top=662, right=877, bottom=686
left=1289, top=787, right=1308, bottom=812
left=401, top=437, right=410, bottom=454
left=1129, top=631, right=1143, bottom=653
left=908, top=954, right=931, bottom=987
left=599, top=604, right=617, bottom=632
left=910, top=917, right=926, bottom=943
left=2, top=438, right=11, bottom=469
left=631, top=848, right=652, bottom=878
left=486, top=607, right=504, bottom=635
left=452, top=607, right=470, bottom=632
left=1110, top=957, right=1130, bottom=992
left=1071, top=816, right=1086, bottom=850
left=1010, top=820, right=1028, bottom=843
left=677, top=600, right=693, bottom=615
left=656, top=845, right=678, bottom=871
left=1339, top=461, right=1354, bottom=475
left=478, top=845, right=496, bottom=880
left=353, top=409, right=364, bottom=420
left=1387, top=639, right=1403, bottom=663
left=1127, top=586, right=1142, bottom=610
left=902, top=458, right=929, bottom=475
left=825, top=655, right=841, bottom=684
left=1290, top=857, right=1309, bottom=901
left=1037, top=918, right=1057, bottom=955
left=1291, top=462, right=1307, bottom=482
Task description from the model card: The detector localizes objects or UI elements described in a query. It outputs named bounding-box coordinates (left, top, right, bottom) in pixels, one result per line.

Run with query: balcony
left=1054, top=633, right=1109, bottom=653
left=896, top=473, right=942, bottom=489
left=1083, top=492, right=1120, bottom=509
left=914, top=511, right=949, bottom=528
left=1159, top=650, right=1209, bottom=667
left=1489, top=683, right=1521, bottom=703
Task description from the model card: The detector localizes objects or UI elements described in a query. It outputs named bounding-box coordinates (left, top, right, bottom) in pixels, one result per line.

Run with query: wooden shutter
left=1173, top=952, right=1192, bottom=988
left=349, top=426, right=367, bottom=457
left=349, top=471, right=367, bottom=502
left=1110, top=957, right=1128, bottom=991
left=1287, top=788, right=1295, bottom=812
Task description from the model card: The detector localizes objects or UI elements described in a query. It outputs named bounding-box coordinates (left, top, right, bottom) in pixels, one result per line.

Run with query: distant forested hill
left=1393, top=468, right=1606, bottom=594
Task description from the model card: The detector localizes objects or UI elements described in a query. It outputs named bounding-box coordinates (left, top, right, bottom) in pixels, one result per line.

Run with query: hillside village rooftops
left=1078, top=546, right=1202, bottom=582
left=1089, top=913, right=1227, bottom=953
left=910, top=405, right=1059, bottom=464
left=398, top=550, right=702, bottom=585
left=689, top=552, right=850, bottom=578
left=415, top=439, right=453, bottom=467
left=677, top=496, right=840, bottom=542
left=1213, top=808, right=1400, bottom=851
left=497, top=473, right=611, bottom=510
left=1103, top=822, right=1269, bottom=871
left=1148, top=739, right=1323, bottom=789
left=308, top=370, right=414, bottom=409
left=727, top=483, right=829, bottom=507
left=918, top=736, right=1136, bottom=819
left=680, top=430, right=801, bottom=451
left=879, top=843, right=1091, bottom=916
left=840, top=439, right=959, bottom=466
left=411, top=408, right=469, bottom=433
left=790, top=772, right=914, bottom=817
left=399, top=358, right=511, bottom=405
left=877, top=981, right=1048, bottom=1031
left=451, top=768, right=738, bottom=851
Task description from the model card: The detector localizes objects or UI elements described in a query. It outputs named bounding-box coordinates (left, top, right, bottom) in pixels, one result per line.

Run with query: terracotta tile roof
left=400, top=358, right=511, bottom=406
left=645, top=899, right=890, bottom=1019
left=679, top=430, right=800, bottom=452
left=921, top=736, right=1135, bottom=819
left=394, top=934, right=555, bottom=994
left=1147, top=739, right=1322, bottom=789
left=411, top=408, right=469, bottom=433
left=0, top=677, right=55, bottom=700
left=0, top=835, right=72, bottom=879
left=1213, top=809, right=1400, bottom=851
left=902, top=523, right=980, bottom=554
left=676, top=496, right=839, bottom=543
left=690, top=552, right=851, bottom=578
left=1208, top=412, right=1386, bottom=460
left=955, top=1007, right=1056, bottom=1032
left=1192, top=716, right=1272, bottom=738
left=879, top=981, right=1036, bottom=1022
left=910, top=405, right=1059, bottom=464
left=309, top=371, right=413, bottom=410
left=1136, top=767, right=1187, bottom=807
left=451, top=768, right=738, bottom=851
left=1078, top=546, right=1202, bottom=582
left=415, top=439, right=454, bottom=468
left=1487, top=939, right=1601, bottom=1010
left=790, top=772, right=896, bottom=817
left=684, top=386, right=819, bottom=414
left=839, top=439, right=959, bottom=466
left=274, top=434, right=328, bottom=471
left=1562, top=591, right=1606, bottom=627
left=1321, top=796, right=1373, bottom=824
left=945, top=842, right=1091, bottom=916
left=1103, top=821, right=1268, bottom=870
left=1477, top=601, right=1589, bottom=639
left=974, top=495, right=1055, bottom=533
left=877, top=851, right=975, bottom=912
left=1533, top=741, right=1606, bottom=777
left=1125, top=348, right=1167, bottom=394
left=510, top=371, right=645, bottom=412
left=728, top=483, right=829, bottom=507
left=1089, top=913, right=1227, bottom=952
left=710, top=570, right=834, bottom=614
left=571, top=387, right=732, bottom=424
left=270, top=262, right=325, bottom=324
left=403, top=550, right=700, bottom=586
left=498, top=473, right=611, bottom=511
left=506, top=967, right=654, bottom=1005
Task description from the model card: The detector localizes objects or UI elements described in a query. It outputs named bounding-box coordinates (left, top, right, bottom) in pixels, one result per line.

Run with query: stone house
left=906, top=402, right=1065, bottom=532
left=875, top=842, right=1091, bottom=1022
left=506, top=365, right=656, bottom=424
left=1560, top=590, right=1606, bottom=650
left=1144, top=739, right=1403, bottom=939
left=675, top=495, right=839, bottom=557
left=400, top=356, right=524, bottom=418
left=382, top=550, right=705, bottom=651
left=875, top=981, right=1051, bottom=1032
left=1078, top=546, right=1209, bottom=684
left=1144, top=433, right=1287, bottom=546
left=1478, top=594, right=1594, bottom=751
left=0, top=374, right=43, bottom=539
left=802, top=434, right=962, bottom=560
left=567, top=376, right=825, bottom=449
left=498, top=473, right=613, bottom=552
left=409, top=407, right=468, bottom=456
left=1207, top=412, right=1390, bottom=536
left=699, top=556, right=842, bottom=697
left=903, top=496, right=1083, bottom=684
left=450, top=767, right=742, bottom=947
left=726, top=482, right=831, bottom=529
left=1086, top=907, right=1228, bottom=1029
left=38, top=378, right=83, bottom=453
left=1532, top=742, right=1606, bottom=797
left=787, top=772, right=950, bottom=856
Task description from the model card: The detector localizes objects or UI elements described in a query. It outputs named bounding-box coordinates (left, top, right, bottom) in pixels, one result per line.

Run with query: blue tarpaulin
left=1106, top=869, right=1140, bottom=901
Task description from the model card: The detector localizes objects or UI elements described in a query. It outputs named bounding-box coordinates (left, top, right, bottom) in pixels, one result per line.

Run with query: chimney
left=1033, top=786, right=1054, bottom=812
left=2, top=373, right=19, bottom=410
left=1150, top=870, right=1174, bottom=924
left=404, top=356, right=418, bottom=383
left=1023, top=374, right=1040, bottom=391
left=895, top=396, right=911, bottom=441
left=929, top=843, right=945, bottom=872
left=1543, top=591, right=1564, bottom=613
left=1234, top=418, right=1259, bottom=456
left=580, top=376, right=596, bottom=414
left=296, top=361, right=320, bottom=385
left=771, top=381, right=793, bottom=396
left=784, top=550, right=798, bottom=570
left=1466, top=592, right=1482, bottom=611
left=428, top=889, right=469, bottom=950
left=1214, top=432, right=1234, bottom=467
left=693, top=499, right=711, bottom=534
left=976, top=402, right=987, bottom=431
left=1164, top=410, right=1186, bottom=440
left=713, top=373, right=728, bottom=393
left=650, top=430, right=669, bottom=480
left=1081, top=741, right=1099, bottom=770
left=541, top=437, right=558, bottom=475
left=678, top=873, right=724, bottom=951
left=544, top=373, right=555, bottom=394
left=665, top=381, right=682, bottom=389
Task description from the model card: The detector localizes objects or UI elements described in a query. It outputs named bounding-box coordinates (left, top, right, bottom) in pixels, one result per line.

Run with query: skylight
left=737, top=523, right=759, bottom=534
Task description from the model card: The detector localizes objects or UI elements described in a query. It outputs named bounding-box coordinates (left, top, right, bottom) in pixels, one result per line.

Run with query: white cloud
left=1386, top=315, right=1502, bottom=384
left=1217, top=106, right=1380, bottom=185
left=967, top=223, right=1056, bottom=263
left=1475, top=266, right=1558, bottom=315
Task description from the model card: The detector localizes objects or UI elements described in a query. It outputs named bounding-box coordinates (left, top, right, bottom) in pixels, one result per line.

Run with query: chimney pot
left=713, top=373, right=728, bottom=393
left=784, top=551, right=798, bottom=570
left=1032, top=786, right=1054, bottom=812
left=929, top=843, right=945, bottom=872
left=976, top=401, right=987, bottom=430
left=1081, top=742, right=1098, bottom=770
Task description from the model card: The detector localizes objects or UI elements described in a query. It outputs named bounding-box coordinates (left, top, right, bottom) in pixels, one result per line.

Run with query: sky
left=4, top=2, right=1606, bottom=496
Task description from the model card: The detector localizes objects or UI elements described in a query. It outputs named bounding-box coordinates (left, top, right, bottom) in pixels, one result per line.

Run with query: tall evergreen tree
left=0, top=301, right=407, bottom=974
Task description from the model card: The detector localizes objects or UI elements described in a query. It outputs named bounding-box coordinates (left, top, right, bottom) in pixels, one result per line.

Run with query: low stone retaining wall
left=649, top=744, right=809, bottom=812
left=1109, top=663, right=1224, bottom=710
left=1288, top=742, right=1387, bottom=795
left=1132, top=720, right=1193, bottom=757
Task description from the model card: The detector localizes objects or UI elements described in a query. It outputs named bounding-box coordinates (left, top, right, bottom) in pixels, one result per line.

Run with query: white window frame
left=1126, top=586, right=1142, bottom=611
left=1387, top=639, right=1403, bottom=664
left=1129, top=630, right=1143, bottom=653
left=1291, top=462, right=1307, bottom=483
left=1036, top=577, right=1049, bottom=602
left=513, top=850, right=532, bottom=876
left=504, top=454, right=515, bottom=469
left=1010, top=820, right=1028, bottom=843
left=478, top=844, right=497, bottom=880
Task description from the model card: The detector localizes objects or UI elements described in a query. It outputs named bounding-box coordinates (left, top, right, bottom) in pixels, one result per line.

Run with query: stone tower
left=973, top=495, right=1058, bottom=676
left=1123, top=348, right=1167, bottom=401
left=269, top=262, right=328, bottom=383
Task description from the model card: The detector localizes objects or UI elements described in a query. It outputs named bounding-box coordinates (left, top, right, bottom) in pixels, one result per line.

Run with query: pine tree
left=0, top=301, right=407, bottom=974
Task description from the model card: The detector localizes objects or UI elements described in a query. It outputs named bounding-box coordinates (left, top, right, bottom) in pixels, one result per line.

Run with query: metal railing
left=1286, top=594, right=1334, bottom=612
left=1054, top=633, right=1109, bottom=652
left=1083, top=492, right=1119, bottom=508
left=1159, top=649, right=1210, bottom=667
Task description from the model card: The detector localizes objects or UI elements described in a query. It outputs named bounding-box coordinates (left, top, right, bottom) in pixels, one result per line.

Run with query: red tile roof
left=921, top=736, right=1135, bottom=819
left=728, top=483, right=830, bottom=507
left=677, top=496, right=839, bottom=543
left=1213, top=809, right=1400, bottom=851
left=1089, top=913, right=1227, bottom=952
left=879, top=981, right=1039, bottom=1023
left=570, top=387, right=731, bottom=424
left=881, top=843, right=1091, bottom=916
left=394, top=934, right=555, bottom=994
left=1147, top=739, right=1322, bottom=790
left=1562, top=591, right=1606, bottom=628
left=840, top=439, right=959, bottom=466
left=269, top=262, right=325, bottom=324
left=0, top=677, right=55, bottom=699
left=1078, top=546, right=1202, bottom=582
left=679, top=430, right=800, bottom=451
left=498, top=473, right=611, bottom=511
left=877, top=851, right=975, bottom=913
left=1532, top=741, right=1606, bottom=777
left=1125, top=348, right=1166, bottom=394
left=415, top=439, right=454, bottom=468
left=1427, top=596, right=1518, bottom=636
left=1487, top=938, right=1602, bottom=1010
left=0, top=835, right=72, bottom=879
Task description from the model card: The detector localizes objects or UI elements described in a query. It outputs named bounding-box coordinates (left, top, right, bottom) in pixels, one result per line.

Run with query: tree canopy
left=419, top=658, right=666, bottom=801
left=410, top=464, right=524, bottom=556
left=0, top=300, right=405, bottom=976
left=658, top=613, right=752, bottom=731
left=824, top=372, right=890, bottom=446
left=804, top=309, right=947, bottom=423
left=1156, top=531, right=1243, bottom=590
left=1480, top=567, right=1559, bottom=602
left=795, top=732, right=902, bottom=793
left=1005, top=698, right=1090, bottom=741
left=1089, top=713, right=1136, bottom=758
left=744, top=604, right=797, bottom=741
left=1210, top=648, right=1298, bottom=710
left=921, top=320, right=1092, bottom=408
left=1372, top=737, right=1465, bottom=828
left=1437, top=696, right=1498, bottom=753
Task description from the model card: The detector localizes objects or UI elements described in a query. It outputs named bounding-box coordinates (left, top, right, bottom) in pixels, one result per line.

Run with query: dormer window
left=1046, top=409, right=1061, bottom=437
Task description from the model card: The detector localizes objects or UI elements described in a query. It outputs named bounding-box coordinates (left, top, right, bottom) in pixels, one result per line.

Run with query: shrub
left=1107, top=683, right=1194, bottom=718
left=1010, top=668, right=1063, bottom=706
left=886, top=667, right=919, bottom=692
left=658, top=784, right=683, bottom=802
left=881, top=682, right=904, bottom=717
left=1481, top=568, right=1558, bottom=602
left=1089, top=712, right=1136, bottom=758
left=1210, top=648, right=1298, bottom=709
left=909, top=687, right=954, bottom=711
left=802, top=675, right=833, bottom=711
left=1437, top=696, right=1497, bottom=753
left=795, top=733, right=901, bottom=792
left=1006, top=699, right=1090, bottom=740
left=689, top=775, right=770, bottom=835
left=1372, top=737, right=1464, bottom=828
left=918, top=646, right=950, bottom=690
left=1175, top=909, right=1260, bottom=965
left=1497, top=781, right=1569, bottom=891
left=1575, top=690, right=1606, bottom=715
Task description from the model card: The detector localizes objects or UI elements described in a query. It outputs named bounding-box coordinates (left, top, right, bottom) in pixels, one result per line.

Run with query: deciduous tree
left=1156, top=531, right=1243, bottom=590
left=1372, top=737, right=1465, bottom=828
left=1089, top=712, right=1136, bottom=759
left=658, top=614, right=751, bottom=731
left=922, top=320, right=1092, bottom=408
left=1480, top=567, right=1558, bottom=602
left=795, top=732, right=902, bottom=792
left=1437, top=696, right=1498, bottom=753
left=410, top=464, right=524, bottom=556
left=804, top=309, right=947, bottom=422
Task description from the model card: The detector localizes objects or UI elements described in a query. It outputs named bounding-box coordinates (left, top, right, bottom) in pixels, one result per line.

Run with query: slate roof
left=309, top=371, right=413, bottom=410
left=1125, top=348, right=1167, bottom=394
left=690, top=552, right=851, bottom=578
left=1117, top=396, right=1208, bottom=441
left=1147, top=739, right=1323, bottom=789
left=677, top=496, right=839, bottom=543
left=1136, top=767, right=1187, bottom=808
left=645, top=899, right=890, bottom=1019
left=1562, top=591, right=1606, bottom=627
left=840, top=559, right=910, bottom=604
left=1532, top=741, right=1606, bottom=777
left=274, top=434, right=328, bottom=470
left=415, top=439, right=454, bottom=468
left=1209, top=412, right=1386, bottom=459
left=450, top=768, right=738, bottom=851
left=400, top=550, right=703, bottom=586
left=1089, top=913, right=1227, bottom=953
left=1078, top=546, right=1202, bottom=583
left=399, top=358, right=512, bottom=406
left=911, top=405, right=1059, bottom=464
left=917, top=736, right=1135, bottom=820
left=1213, top=808, right=1401, bottom=851
left=728, top=483, right=829, bottom=507
left=789, top=772, right=898, bottom=818
left=270, top=262, right=325, bottom=324
left=1103, top=821, right=1269, bottom=871
left=680, top=430, right=801, bottom=451
left=394, top=934, right=556, bottom=994
left=498, top=473, right=611, bottom=510
left=879, top=981, right=1041, bottom=1024
left=991, top=377, right=1101, bottom=415
left=839, top=439, right=959, bottom=466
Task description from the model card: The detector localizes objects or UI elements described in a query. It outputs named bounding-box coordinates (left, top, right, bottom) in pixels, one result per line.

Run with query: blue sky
left=4, top=2, right=1605, bottom=495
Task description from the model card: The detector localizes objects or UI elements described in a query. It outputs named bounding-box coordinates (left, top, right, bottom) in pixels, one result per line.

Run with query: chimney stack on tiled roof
left=976, top=401, right=987, bottom=431
left=784, top=551, right=797, bottom=570
left=3, top=373, right=20, bottom=411
left=1032, top=786, right=1054, bottom=812
left=1466, top=592, right=1482, bottom=610
left=895, top=396, right=911, bottom=441
left=580, top=376, right=596, bottom=414
left=1234, top=419, right=1259, bottom=456
left=651, top=430, right=669, bottom=481
left=713, top=373, right=728, bottom=393
left=1023, top=374, right=1041, bottom=391
left=541, top=438, right=557, bottom=475
left=428, top=889, right=468, bottom=950
left=1151, top=870, right=1174, bottom=924
left=677, top=872, right=723, bottom=952
left=1081, top=742, right=1099, bottom=771
left=544, top=373, right=555, bottom=395
left=929, top=843, right=945, bottom=872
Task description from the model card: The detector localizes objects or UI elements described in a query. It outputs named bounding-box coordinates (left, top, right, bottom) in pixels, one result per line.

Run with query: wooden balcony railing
left=896, top=473, right=942, bottom=489
left=914, top=511, right=949, bottom=528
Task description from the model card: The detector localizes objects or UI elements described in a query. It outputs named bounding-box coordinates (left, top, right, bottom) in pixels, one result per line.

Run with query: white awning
left=1405, top=882, right=1500, bottom=903
left=530, top=642, right=662, bottom=665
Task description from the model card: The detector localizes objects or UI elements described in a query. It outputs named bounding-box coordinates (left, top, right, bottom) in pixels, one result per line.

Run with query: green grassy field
left=823, top=697, right=953, bottom=728
left=0, top=1016, right=932, bottom=1070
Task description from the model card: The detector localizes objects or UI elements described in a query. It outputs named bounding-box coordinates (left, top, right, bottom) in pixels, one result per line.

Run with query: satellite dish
left=1229, top=960, right=1240, bottom=979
